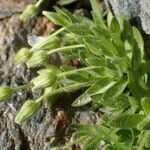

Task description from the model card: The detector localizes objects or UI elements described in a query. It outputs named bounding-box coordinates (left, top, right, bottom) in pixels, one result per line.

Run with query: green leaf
left=128, top=69, right=149, bottom=99
left=111, top=57, right=129, bottom=73
left=111, top=34, right=126, bottom=57
left=122, top=16, right=133, bottom=42
left=107, top=11, right=113, bottom=28
left=102, top=76, right=128, bottom=100
left=128, top=97, right=138, bottom=114
left=60, top=65, right=74, bottom=72
left=91, top=26, right=110, bottom=38
left=54, top=6, right=78, bottom=24
left=132, top=42, right=142, bottom=70
left=79, top=50, right=94, bottom=63
left=89, top=0, right=106, bottom=29
left=72, top=92, right=92, bottom=107
left=83, top=136, right=100, bottom=150
left=88, top=78, right=115, bottom=95
left=57, top=0, right=78, bottom=5
left=84, top=38, right=102, bottom=56
left=84, top=36, right=117, bottom=57
left=67, top=73, right=90, bottom=83
left=42, top=11, right=68, bottom=26
left=109, top=94, right=130, bottom=110
left=74, top=124, right=119, bottom=146
left=137, top=116, right=150, bottom=130
left=67, top=23, right=93, bottom=36
left=72, top=78, right=114, bottom=107
left=132, top=26, right=144, bottom=59
left=131, top=27, right=144, bottom=70
left=110, top=114, right=145, bottom=129
left=95, top=125, right=119, bottom=145
left=137, top=131, right=150, bottom=149
left=116, top=129, right=133, bottom=145
left=145, top=131, right=150, bottom=148
left=73, top=124, right=95, bottom=137
left=109, top=17, right=121, bottom=35
left=141, top=98, right=150, bottom=115
left=77, top=15, right=94, bottom=26
left=85, top=57, right=107, bottom=66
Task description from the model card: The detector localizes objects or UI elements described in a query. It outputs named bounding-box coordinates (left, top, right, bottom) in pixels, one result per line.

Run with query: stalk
left=36, top=82, right=90, bottom=103
left=58, top=66, right=99, bottom=78
left=14, top=83, right=33, bottom=91
left=47, top=44, right=85, bottom=55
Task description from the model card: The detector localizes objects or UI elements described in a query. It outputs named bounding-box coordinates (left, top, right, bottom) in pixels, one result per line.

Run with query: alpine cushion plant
left=1, top=0, right=150, bottom=149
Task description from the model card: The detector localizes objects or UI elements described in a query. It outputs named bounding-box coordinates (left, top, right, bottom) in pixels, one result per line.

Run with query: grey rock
left=0, top=0, right=36, bottom=19
left=0, top=15, right=58, bottom=150
left=0, top=13, right=99, bottom=150
left=140, top=0, right=150, bottom=35
left=107, top=0, right=150, bottom=34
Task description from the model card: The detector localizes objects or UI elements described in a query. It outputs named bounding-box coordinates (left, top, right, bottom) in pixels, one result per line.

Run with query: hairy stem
left=58, top=66, right=99, bottom=78
left=36, top=82, right=89, bottom=103
left=14, top=83, right=33, bottom=91
left=47, top=44, right=85, bottom=55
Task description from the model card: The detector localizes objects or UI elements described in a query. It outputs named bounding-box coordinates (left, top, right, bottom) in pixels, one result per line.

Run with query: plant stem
left=47, top=44, right=85, bottom=55
left=31, top=27, right=66, bottom=51
left=36, top=82, right=89, bottom=103
left=58, top=66, right=99, bottom=78
left=14, top=83, right=33, bottom=91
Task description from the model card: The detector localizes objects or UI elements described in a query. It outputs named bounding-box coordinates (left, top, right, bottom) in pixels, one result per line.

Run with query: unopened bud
left=27, top=50, right=48, bottom=68
left=0, top=87, right=14, bottom=102
left=44, top=85, right=58, bottom=107
left=37, top=65, right=60, bottom=75
left=20, top=4, right=40, bottom=22
left=15, top=100, right=39, bottom=124
left=31, top=73, right=57, bottom=90
left=15, top=48, right=32, bottom=64
left=41, top=36, right=61, bottom=50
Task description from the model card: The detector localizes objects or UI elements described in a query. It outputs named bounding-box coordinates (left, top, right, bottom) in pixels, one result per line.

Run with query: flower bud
left=15, top=100, right=39, bottom=124
left=20, top=4, right=40, bottom=22
left=26, top=50, right=48, bottom=68
left=31, top=73, right=57, bottom=90
left=15, top=48, right=32, bottom=64
left=37, top=65, right=60, bottom=75
left=40, top=36, right=61, bottom=50
left=44, top=85, right=58, bottom=107
left=0, top=87, right=14, bottom=102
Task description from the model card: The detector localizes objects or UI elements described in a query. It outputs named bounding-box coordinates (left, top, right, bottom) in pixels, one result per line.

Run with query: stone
left=0, top=0, right=36, bottom=19
left=0, top=10, right=98, bottom=150
left=107, top=0, right=150, bottom=35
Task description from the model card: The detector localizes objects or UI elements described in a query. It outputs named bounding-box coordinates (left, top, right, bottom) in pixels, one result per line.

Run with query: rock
left=107, top=0, right=150, bottom=35
left=0, top=0, right=36, bottom=19
left=0, top=14, right=58, bottom=150
left=0, top=9, right=99, bottom=150
left=140, top=0, right=150, bottom=35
